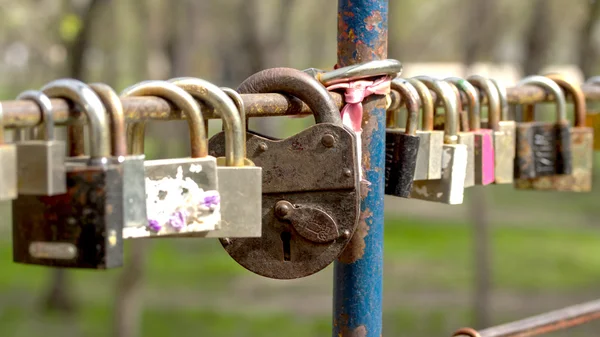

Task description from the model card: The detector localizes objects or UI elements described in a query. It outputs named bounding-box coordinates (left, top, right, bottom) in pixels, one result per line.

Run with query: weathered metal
left=452, top=298, right=600, bottom=337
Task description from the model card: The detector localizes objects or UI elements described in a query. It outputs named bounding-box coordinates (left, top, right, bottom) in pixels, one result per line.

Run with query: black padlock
left=13, top=79, right=124, bottom=269
left=208, top=68, right=360, bottom=280
left=514, top=76, right=572, bottom=179
left=385, top=78, right=420, bottom=197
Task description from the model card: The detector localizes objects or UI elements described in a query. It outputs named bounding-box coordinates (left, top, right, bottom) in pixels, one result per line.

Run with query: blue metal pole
left=333, top=1, right=388, bottom=337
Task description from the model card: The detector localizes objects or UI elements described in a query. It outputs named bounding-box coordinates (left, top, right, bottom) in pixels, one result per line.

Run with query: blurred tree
left=522, top=0, right=553, bottom=75
left=578, top=0, right=600, bottom=79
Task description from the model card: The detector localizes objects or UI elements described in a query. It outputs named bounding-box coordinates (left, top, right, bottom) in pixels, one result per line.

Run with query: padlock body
left=119, top=155, right=147, bottom=229
left=473, top=129, right=495, bottom=185
left=458, top=132, right=475, bottom=188
left=203, top=164, right=262, bottom=238
left=585, top=112, right=600, bottom=150
left=385, top=129, right=420, bottom=198
left=414, top=130, right=443, bottom=181
left=16, top=140, right=66, bottom=196
left=123, top=156, right=220, bottom=238
left=208, top=123, right=360, bottom=279
left=514, top=121, right=572, bottom=179
left=410, top=144, right=467, bottom=205
left=12, top=162, right=124, bottom=268
left=0, top=144, right=17, bottom=200
left=515, top=127, right=593, bottom=192
left=494, top=121, right=516, bottom=184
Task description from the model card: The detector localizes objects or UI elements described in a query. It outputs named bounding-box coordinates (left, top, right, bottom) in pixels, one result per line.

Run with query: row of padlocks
left=0, top=59, right=596, bottom=280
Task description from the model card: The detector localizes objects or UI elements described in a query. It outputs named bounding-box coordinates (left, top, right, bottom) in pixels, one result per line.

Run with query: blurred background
left=1, top=0, right=600, bottom=336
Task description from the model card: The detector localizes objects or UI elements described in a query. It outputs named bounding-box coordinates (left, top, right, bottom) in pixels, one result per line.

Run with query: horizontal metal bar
left=453, top=298, right=600, bottom=337
left=1, top=84, right=600, bottom=129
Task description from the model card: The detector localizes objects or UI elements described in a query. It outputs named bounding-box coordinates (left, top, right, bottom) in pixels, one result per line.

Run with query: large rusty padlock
left=208, top=68, right=360, bottom=279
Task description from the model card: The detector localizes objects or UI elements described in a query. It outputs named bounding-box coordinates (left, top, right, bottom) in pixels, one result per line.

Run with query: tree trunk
left=578, top=0, right=600, bottom=79
left=522, top=0, right=553, bottom=76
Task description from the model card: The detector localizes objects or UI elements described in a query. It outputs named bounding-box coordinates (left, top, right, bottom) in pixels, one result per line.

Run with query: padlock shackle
left=490, top=78, right=509, bottom=122
left=415, top=77, right=459, bottom=144
left=88, top=83, right=127, bottom=157
left=220, top=87, right=246, bottom=149
left=390, top=78, right=420, bottom=135
left=41, top=79, right=110, bottom=159
left=515, top=76, right=567, bottom=124
left=15, top=90, right=54, bottom=141
left=545, top=74, right=587, bottom=127
left=312, top=59, right=402, bottom=86
left=237, top=68, right=342, bottom=125
left=445, top=82, right=470, bottom=133
left=407, top=78, right=435, bottom=131
left=467, top=76, right=502, bottom=131
left=446, top=77, right=481, bottom=131
left=168, top=77, right=245, bottom=167
left=121, top=80, right=207, bottom=158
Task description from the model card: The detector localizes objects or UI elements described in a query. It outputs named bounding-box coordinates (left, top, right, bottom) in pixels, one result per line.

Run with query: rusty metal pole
left=333, top=1, right=388, bottom=337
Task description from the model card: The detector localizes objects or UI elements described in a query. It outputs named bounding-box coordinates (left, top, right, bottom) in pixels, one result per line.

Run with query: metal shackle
left=446, top=77, right=481, bottom=131
left=414, top=76, right=460, bottom=144
left=390, top=78, right=421, bottom=136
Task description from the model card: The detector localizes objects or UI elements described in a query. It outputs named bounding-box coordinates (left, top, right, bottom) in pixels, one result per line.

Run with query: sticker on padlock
left=410, top=80, right=468, bottom=205
left=14, top=91, right=66, bottom=196
left=447, top=77, right=495, bottom=186
left=168, top=77, right=262, bottom=238
left=122, top=81, right=221, bottom=238
left=384, top=78, right=420, bottom=197
left=514, top=74, right=593, bottom=192
left=406, top=78, right=444, bottom=180
left=418, top=76, right=475, bottom=188
left=13, top=79, right=124, bottom=268
left=584, top=76, right=600, bottom=150
left=513, top=76, right=572, bottom=180
left=209, top=68, right=360, bottom=280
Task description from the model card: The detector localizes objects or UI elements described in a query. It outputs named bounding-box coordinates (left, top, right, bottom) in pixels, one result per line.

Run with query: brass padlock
left=0, top=99, right=18, bottom=201
left=209, top=67, right=360, bottom=280
left=584, top=76, right=600, bottom=150
left=470, top=76, right=515, bottom=184
left=514, top=74, right=593, bottom=192
left=13, top=79, right=124, bottom=268
left=406, top=78, right=444, bottom=180
left=513, top=76, right=572, bottom=179
left=122, top=81, right=221, bottom=238
left=169, top=77, right=262, bottom=238
left=14, top=90, right=66, bottom=196
left=418, top=76, right=475, bottom=188
left=385, top=78, right=420, bottom=197
left=411, top=80, right=468, bottom=205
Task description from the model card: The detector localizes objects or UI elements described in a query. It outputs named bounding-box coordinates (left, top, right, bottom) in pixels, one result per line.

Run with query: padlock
left=14, top=90, right=66, bottom=196
left=0, top=99, right=18, bottom=201
left=470, top=75, right=515, bottom=184
left=513, top=76, right=572, bottom=179
left=208, top=67, right=360, bottom=280
left=406, top=78, right=444, bottom=180
left=168, top=77, right=261, bottom=238
left=384, top=78, right=420, bottom=197
left=410, top=79, right=468, bottom=205
left=447, top=77, right=495, bottom=185
left=514, top=74, right=593, bottom=192
left=122, top=80, right=221, bottom=238
left=417, top=76, right=475, bottom=188
left=13, top=79, right=124, bottom=268
left=584, top=76, right=600, bottom=150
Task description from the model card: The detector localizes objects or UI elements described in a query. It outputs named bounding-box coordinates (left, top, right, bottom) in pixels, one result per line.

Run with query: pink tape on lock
left=325, top=75, right=393, bottom=183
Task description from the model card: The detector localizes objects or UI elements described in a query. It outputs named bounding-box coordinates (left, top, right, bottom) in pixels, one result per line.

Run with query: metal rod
left=3, top=84, right=600, bottom=129
left=453, top=298, right=600, bottom=337
left=332, top=1, right=388, bottom=337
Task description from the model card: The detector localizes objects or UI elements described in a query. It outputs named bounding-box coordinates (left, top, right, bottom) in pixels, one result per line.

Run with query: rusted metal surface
left=452, top=298, right=600, bottom=337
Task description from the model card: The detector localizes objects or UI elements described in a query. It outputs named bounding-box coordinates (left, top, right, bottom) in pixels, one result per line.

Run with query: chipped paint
left=338, top=209, right=371, bottom=263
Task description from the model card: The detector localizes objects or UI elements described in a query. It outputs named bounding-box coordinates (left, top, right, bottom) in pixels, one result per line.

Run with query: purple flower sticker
left=168, top=210, right=188, bottom=231
left=148, top=219, right=161, bottom=232
left=202, top=191, right=220, bottom=208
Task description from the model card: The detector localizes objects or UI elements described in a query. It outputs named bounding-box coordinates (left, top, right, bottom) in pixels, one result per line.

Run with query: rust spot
left=364, top=11, right=383, bottom=32
left=338, top=208, right=371, bottom=263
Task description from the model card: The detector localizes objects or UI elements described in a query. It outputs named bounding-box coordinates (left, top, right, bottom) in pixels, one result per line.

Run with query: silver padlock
left=168, top=78, right=262, bottom=238
left=14, top=90, right=66, bottom=196
left=406, top=78, right=444, bottom=180
left=411, top=80, right=468, bottom=205
left=88, top=83, right=147, bottom=229
left=122, top=81, right=220, bottom=238
left=0, top=102, right=18, bottom=201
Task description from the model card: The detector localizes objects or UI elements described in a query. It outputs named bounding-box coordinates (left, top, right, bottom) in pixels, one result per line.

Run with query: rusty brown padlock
left=208, top=68, right=360, bottom=280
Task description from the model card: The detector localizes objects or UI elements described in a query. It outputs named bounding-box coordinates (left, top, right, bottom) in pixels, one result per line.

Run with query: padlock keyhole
left=281, top=232, right=291, bottom=262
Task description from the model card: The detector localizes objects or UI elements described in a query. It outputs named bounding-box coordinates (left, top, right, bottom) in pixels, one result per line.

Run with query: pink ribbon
left=326, top=75, right=393, bottom=132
